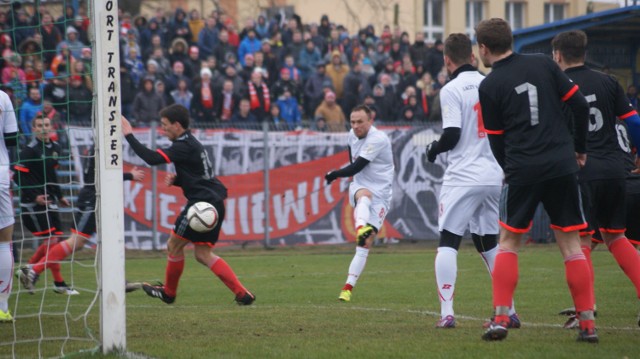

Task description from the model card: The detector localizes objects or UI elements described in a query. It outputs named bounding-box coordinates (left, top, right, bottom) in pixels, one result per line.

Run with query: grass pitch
left=3, top=242, right=639, bottom=358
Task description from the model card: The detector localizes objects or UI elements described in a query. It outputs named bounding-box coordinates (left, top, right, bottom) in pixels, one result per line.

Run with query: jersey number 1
left=473, top=102, right=486, bottom=138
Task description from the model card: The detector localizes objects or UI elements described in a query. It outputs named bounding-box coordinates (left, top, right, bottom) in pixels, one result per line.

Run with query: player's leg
left=0, top=186, right=15, bottom=321
left=482, top=183, right=537, bottom=341
left=339, top=187, right=385, bottom=302
left=194, top=243, right=255, bottom=304
left=434, top=185, right=474, bottom=327
left=544, top=174, right=596, bottom=342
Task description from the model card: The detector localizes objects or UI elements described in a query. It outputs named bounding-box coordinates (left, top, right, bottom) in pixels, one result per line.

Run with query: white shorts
left=438, top=185, right=500, bottom=236
left=349, top=182, right=389, bottom=231
left=0, top=184, right=14, bottom=229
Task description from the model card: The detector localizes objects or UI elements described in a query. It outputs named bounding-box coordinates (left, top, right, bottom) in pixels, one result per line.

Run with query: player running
left=475, top=18, right=597, bottom=343
left=425, top=33, right=518, bottom=329
left=122, top=104, right=255, bottom=305
left=18, top=146, right=144, bottom=294
left=551, top=30, right=640, bottom=328
left=325, top=104, right=394, bottom=302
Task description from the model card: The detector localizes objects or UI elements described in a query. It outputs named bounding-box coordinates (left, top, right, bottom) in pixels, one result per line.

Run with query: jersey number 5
left=585, top=94, right=603, bottom=132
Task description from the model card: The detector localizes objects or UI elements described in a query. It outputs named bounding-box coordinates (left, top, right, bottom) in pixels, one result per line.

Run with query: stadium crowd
left=0, top=2, right=464, bottom=135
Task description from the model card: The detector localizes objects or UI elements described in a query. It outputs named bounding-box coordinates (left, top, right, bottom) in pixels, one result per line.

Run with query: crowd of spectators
left=0, top=2, right=454, bottom=135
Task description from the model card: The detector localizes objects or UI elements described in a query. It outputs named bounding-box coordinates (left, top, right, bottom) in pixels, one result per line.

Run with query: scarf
left=201, top=81, right=213, bottom=109
left=221, top=92, right=233, bottom=121
left=420, top=91, right=429, bottom=116
left=248, top=81, right=270, bottom=111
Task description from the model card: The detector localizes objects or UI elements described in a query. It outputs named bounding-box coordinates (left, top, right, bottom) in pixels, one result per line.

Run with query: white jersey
left=0, top=90, right=17, bottom=185
left=440, top=70, right=502, bottom=186
left=348, top=126, right=394, bottom=204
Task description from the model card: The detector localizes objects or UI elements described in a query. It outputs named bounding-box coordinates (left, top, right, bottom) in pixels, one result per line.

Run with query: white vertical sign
left=92, top=0, right=126, bottom=353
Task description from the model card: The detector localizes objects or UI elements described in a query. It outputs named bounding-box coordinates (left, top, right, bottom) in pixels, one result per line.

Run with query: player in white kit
left=325, top=105, right=394, bottom=302
left=0, top=90, right=18, bottom=322
left=425, top=34, right=518, bottom=328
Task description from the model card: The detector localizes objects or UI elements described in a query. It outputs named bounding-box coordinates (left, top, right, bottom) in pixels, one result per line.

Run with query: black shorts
left=625, top=191, right=640, bottom=245
left=20, top=203, right=63, bottom=236
left=71, top=204, right=96, bottom=238
left=173, top=200, right=225, bottom=246
left=579, top=178, right=626, bottom=236
left=500, top=174, right=587, bottom=233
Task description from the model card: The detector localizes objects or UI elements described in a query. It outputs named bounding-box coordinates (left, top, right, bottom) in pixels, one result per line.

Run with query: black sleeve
left=4, top=132, right=17, bottom=147
left=433, top=127, right=461, bottom=154
left=123, top=173, right=133, bottom=181
left=331, top=157, right=370, bottom=178
left=487, top=134, right=506, bottom=169
left=564, top=90, right=589, bottom=154
left=125, top=134, right=168, bottom=165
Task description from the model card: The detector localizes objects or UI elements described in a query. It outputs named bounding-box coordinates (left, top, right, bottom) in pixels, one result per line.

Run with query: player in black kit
left=122, top=104, right=255, bottom=305
left=14, top=115, right=72, bottom=294
left=18, top=146, right=145, bottom=294
left=552, top=30, right=640, bottom=327
left=475, top=18, right=596, bottom=343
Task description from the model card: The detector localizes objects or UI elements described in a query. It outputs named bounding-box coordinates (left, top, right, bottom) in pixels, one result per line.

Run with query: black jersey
left=126, top=130, right=227, bottom=203
left=479, top=53, right=587, bottom=185
left=13, top=138, right=63, bottom=203
left=564, top=65, right=637, bottom=181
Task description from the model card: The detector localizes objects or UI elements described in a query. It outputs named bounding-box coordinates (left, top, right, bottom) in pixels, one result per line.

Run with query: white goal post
left=92, top=0, right=126, bottom=354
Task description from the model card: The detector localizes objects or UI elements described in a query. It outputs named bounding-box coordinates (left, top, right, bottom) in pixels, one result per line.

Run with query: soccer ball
left=186, top=202, right=218, bottom=233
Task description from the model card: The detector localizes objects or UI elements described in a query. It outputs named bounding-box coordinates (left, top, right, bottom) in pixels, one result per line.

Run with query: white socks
left=354, top=197, right=371, bottom=229
left=435, top=246, right=457, bottom=317
left=346, top=247, right=369, bottom=287
left=0, top=242, right=12, bottom=312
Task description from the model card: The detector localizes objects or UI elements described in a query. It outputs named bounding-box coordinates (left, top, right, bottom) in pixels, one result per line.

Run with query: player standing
left=18, top=147, right=144, bottom=294
left=425, top=33, right=518, bottom=328
left=475, top=18, right=597, bottom=342
left=325, top=105, right=394, bottom=302
left=121, top=104, right=255, bottom=305
left=551, top=30, right=640, bottom=327
left=0, top=89, right=18, bottom=322
left=13, top=115, right=74, bottom=294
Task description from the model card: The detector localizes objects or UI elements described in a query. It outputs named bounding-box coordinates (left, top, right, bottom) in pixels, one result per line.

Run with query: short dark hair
left=444, top=33, right=472, bottom=66
left=551, top=30, right=587, bottom=64
left=159, top=104, right=190, bottom=129
left=351, top=104, right=372, bottom=118
left=475, top=18, right=512, bottom=55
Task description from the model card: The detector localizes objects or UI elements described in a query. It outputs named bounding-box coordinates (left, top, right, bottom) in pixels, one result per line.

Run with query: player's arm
left=613, top=80, right=640, bottom=148
left=13, top=147, right=40, bottom=203
left=4, top=97, right=18, bottom=147
left=427, top=86, right=462, bottom=162
left=121, top=117, right=168, bottom=165
left=124, top=166, right=144, bottom=182
left=563, top=87, right=589, bottom=155
left=325, top=157, right=370, bottom=184
left=478, top=89, right=506, bottom=168
left=426, top=127, right=461, bottom=163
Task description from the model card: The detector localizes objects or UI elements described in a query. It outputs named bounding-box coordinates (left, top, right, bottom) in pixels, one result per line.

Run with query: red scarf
left=201, top=82, right=213, bottom=109
left=421, top=91, right=429, bottom=116
left=248, top=81, right=270, bottom=111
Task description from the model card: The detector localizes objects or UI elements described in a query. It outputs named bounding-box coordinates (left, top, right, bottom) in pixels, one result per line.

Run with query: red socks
left=163, top=255, right=185, bottom=297
left=210, top=258, right=246, bottom=296
left=342, top=284, right=353, bottom=291
left=492, top=249, right=518, bottom=323
left=581, top=245, right=595, bottom=304
left=32, top=241, right=72, bottom=275
left=29, top=239, right=55, bottom=264
left=608, top=237, right=640, bottom=298
left=565, top=253, right=595, bottom=330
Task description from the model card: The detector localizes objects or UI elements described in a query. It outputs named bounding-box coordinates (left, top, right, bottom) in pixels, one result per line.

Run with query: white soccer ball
left=186, top=202, right=218, bottom=233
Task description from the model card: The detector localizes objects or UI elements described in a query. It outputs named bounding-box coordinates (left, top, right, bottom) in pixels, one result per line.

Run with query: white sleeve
left=440, top=86, right=462, bottom=130
left=358, top=132, right=388, bottom=162
left=1, top=93, right=17, bottom=134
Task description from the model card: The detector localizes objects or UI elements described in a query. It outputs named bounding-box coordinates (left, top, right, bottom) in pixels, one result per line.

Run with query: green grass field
left=2, top=242, right=639, bottom=358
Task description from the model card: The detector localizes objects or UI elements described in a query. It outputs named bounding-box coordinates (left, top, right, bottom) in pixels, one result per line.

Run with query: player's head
left=350, top=104, right=374, bottom=139
left=551, top=30, right=587, bottom=66
left=159, top=104, right=189, bottom=141
left=444, top=33, right=473, bottom=72
left=475, top=18, right=512, bottom=67
left=31, top=114, right=51, bottom=142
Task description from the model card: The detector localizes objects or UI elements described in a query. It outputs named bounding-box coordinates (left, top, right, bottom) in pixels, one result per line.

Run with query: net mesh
left=0, top=1, right=101, bottom=357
